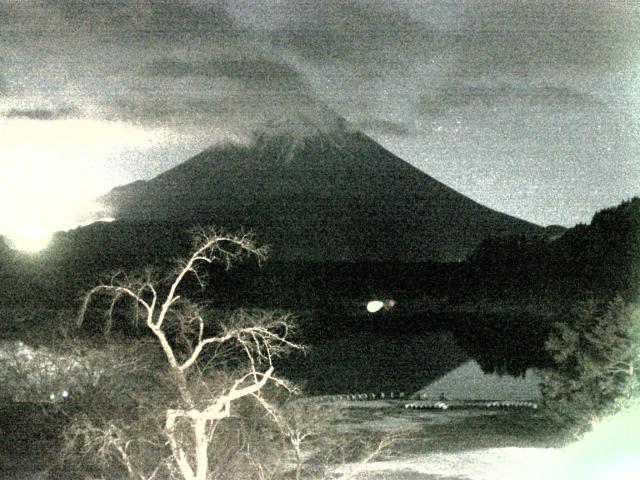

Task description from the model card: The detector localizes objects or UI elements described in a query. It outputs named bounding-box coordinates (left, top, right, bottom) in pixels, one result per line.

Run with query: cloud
left=221, top=0, right=638, bottom=133
left=433, top=1, right=640, bottom=91
left=416, top=82, right=604, bottom=117
left=2, top=107, right=80, bottom=120
left=1, top=0, right=636, bottom=138
left=97, top=48, right=318, bottom=132
left=146, top=55, right=307, bottom=91
left=464, top=0, right=639, bottom=34
left=0, top=1, right=319, bottom=134
left=240, top=1, right=638, bottom=75
left=264, top=1, right=433, bottom=69
left=9, top=0, right=236, bottom=35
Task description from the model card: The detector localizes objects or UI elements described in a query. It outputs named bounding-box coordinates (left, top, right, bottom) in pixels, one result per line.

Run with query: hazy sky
left=1, top=0, right=640, bottom=247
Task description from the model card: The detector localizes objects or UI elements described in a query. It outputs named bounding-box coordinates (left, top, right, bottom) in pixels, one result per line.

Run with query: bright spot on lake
left=367, top=300, right=385, bottom=313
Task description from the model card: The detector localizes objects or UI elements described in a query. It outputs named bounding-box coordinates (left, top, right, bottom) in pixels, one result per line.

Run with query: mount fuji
left=98, top=117, right=542, bottom=263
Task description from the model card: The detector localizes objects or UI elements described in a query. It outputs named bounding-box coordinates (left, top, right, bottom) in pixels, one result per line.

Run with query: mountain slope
left=100, top=121, right=543, bottom=262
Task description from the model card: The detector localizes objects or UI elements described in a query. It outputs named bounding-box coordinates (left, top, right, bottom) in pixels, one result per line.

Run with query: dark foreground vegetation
left=1, top=198, right=639, bottom=478
left=2, top=231, right=396, bottom=480
left=1, top=198, right=637, bottom=380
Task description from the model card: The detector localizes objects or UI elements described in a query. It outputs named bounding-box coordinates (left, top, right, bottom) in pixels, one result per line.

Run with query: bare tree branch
left=74, top=229, right=302, bottom=480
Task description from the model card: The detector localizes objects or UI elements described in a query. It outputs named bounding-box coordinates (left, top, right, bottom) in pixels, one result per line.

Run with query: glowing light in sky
left=0, top=117, right=165, bottom=252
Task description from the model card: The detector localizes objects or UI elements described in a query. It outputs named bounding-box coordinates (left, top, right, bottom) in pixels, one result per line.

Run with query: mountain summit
left=100, top=120, right=542, bottom=262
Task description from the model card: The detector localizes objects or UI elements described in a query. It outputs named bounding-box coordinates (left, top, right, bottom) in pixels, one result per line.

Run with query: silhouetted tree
left=539, top=296, right=640, bottom=434
left=551, top=197, right=640, bottom=297
left=465, top=197, right=640, bottom=300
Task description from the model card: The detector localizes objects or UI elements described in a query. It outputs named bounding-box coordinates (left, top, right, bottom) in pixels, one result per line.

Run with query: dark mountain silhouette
left=463, top=196, right=640, bottom=301
left=99, top=119, right=543, bottom=263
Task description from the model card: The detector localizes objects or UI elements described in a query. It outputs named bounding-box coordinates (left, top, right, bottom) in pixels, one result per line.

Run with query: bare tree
left=75, top=228, right=302, bottom=480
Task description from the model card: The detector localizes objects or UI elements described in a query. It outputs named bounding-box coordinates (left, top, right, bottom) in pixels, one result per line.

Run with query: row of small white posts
left=314, top=392, right=406, bottom=402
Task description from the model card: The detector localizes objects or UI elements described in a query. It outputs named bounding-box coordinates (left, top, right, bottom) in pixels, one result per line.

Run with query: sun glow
left=0, top=117, right=163, bottom=252
left=9, top=224, right=53, bottom=254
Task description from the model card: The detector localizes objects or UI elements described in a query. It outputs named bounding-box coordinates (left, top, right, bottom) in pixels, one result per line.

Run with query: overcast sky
left=1, top=0, right=640, bottom=245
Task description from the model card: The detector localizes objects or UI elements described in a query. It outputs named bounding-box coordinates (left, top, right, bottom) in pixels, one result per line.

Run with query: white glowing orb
left=367, top=300, right=385, bottom=313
